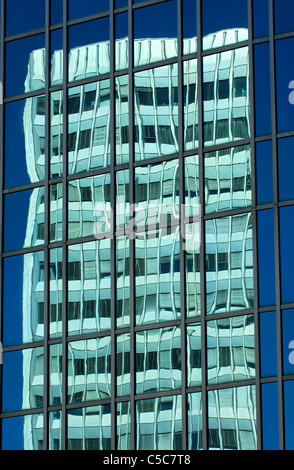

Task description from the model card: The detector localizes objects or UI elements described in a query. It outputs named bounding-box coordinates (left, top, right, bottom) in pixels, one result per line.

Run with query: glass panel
left=116, top=236, right=130, bottom=329
left=3, top=251, right=44, bottom=347
left=2, top=414, right=43, bottom=450
left=50, top=90, right=63, bottom=178
left=116, top=169, right=129, bottom=232
left=5, top=96, right=46, bottom=188
left=256, top=140, right=273, bottom=205
left=68, top=240, right=111, bottom=336
left=206, top=213, right=253, bottom=315
left=116, top=333, right=130, bottom=397
left=254, top=43, right=271, bottom=137
left=284, top=380, right=294, bottom=450
left=116, top=0, right=128, bottom=7
left=134, top=64, right=178, bottom=161
left=50, top=183, right=63, bottom=242
left=135, top=159, right=179, bottom=230
left=274, top=0, right=294, bottom=34
left=49, top=247, right=63, bottom=339
left=280, top=206, right=294, bottom=304
left=68, top=17, right=110, bottom=83
left=4, top=187, right=45, bottom=252
left=51, top=29, right=63, bottom=86
left=183, top=0, right=197, bottom=56
left=49, top=411, right=62, bottom=450
left=187, top=323, right=201, bottom=387
left=68, top=338, right=111, bottom=404
left=207, top=315, right=255, bottom=384
left=203, top=47, right=250, bottom=147
left=202, top=0, right=248, bottom=51
left=116, top=75, right=129, bottom=165
left=184, top=59, right=198, bottom=151
left=208, top=385, right=257, bottom=450
left=185, top=154, right=199, bottom=218
left=187, top=392, right=202, bottom=450
left=6, top=0, right=45, bottom=36
left=278, top=137, right=294, bottom=201
left=115, top=12, right=128, bottom=71
left=49, top=344, right=62, bottom=406
left=68, top=81, right=111, bottom=175
left=136, top=395, right=182, bottom=450
left=257, top=210, right=276, bottom=307
left=185, top=222, right=201, bottom=319
left=117, top=402, right=131, bottom=450
left=2, top=347, right=44, bottom=413
left=136, top=326, right=181, bottom=394
left=68, top=0, right=109, bottom=20
left=51, top=0, right=63, bottom=25
left=261, top=383, right=279, bottom=450
left=282, top=309, right=294, bottom=376
left=260, top=311, right=277, bottom=378
left=204, top=145, right=251, bottom=214
left=67, top=405, right=111, bottom=450
left=135, top=228, right=181, bottom=325
left=68, top=173, right=111, bottom=240
left=253, top=0, right=269, bottom=38
left=276, top=38, right=294, bottom=134
left=5, top=34, right=45, bottom=97
left=133, top=0, right=177, bottom=68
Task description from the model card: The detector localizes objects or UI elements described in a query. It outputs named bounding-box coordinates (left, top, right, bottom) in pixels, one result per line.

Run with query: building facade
left=1, top=0, right=294, bottom=451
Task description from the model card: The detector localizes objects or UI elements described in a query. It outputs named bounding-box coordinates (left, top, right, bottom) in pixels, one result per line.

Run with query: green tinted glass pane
left=2, top=414, right=43, bottom=450
left=67, top=405, right=111, bottom=450
left=49, top=247, right=63, bottom=339
left=49, top=344, right=62, bottom=406
left=116, top=236, right=130, bottom=329
left=116, top=333, right=130, bottom=397
left=136, top=326, right=181, bottom=394
left=187, top=323, right=201, bottom=387
left=116, top=75, right=129, bottom=165
left=117, top=402, right=131, bottom=450
left=184, top=59, right=198, bottom=151
left=188, top=392, right=202, bottom=450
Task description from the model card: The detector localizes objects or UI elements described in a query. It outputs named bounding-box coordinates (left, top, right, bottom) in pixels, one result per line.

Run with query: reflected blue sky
left=6, top=0, right=45, bottom=36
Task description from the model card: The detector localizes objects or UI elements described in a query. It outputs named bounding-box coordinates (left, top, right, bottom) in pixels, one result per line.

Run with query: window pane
left=68, top=240, right=111, bottom=336
left=115, top=12, right=128, bottom=71
left=136, top=326, right=181, bottom=394
left=68, top=338, right=111, bottom=404
left=49, top=248, right=63, bottom=339
left=259, top=311, right=277, bottom=378
left=257, top=210, right=276, bottom=307
left=2, top=414, right=43, bottom=450
left=5, top=34, right=45, bottom=97
left=278, top=137, right=294, bottom=201
left=206, top=213, right=253, bottom=315
left=2, top=347, right=44, bottom=413
left=187, top=323, right=201, bottom=387
left=133, top=0, right=177, bottom=67
left=205, top=145, right=251, bottom=214
left=116, top=236, right=130, bottom=329
left=282, top=309, right=294, bottom=376
left=67, top=405, right=111, bottom=450
left=116, top=75, right=129, bottom=165
left=254, top=43, right=271, bottom=137
left=276, top=38, right=294, bottom=133
left=261, top=383, right=279, bottom=450
left=184, top=59, right=198, bottom=151
left=136, top=395, right=182, bottom=450
left=274, top=0, right=294, bottom=34
left=202, top=0, right=248, bottom=51
left=183, top=0, right=197, bottom=56
left=6, top=0, right=45, bottom=36
left=49, top=344, right=62, bottom=406
left=117, top=402, right=131, bottom=450
left=187, top=393, right=202, bottom=450
left=208, top=385, right=257, bottom=450
left=3, top=251, right=45, bottom=346
left=68, top=0, right=109, bottom=20
left=116, top=333, right=130, bottom=397
left=280, top=206, right=294, bottom=304
left=207, top=315, right=255, bottom=384
left=253, top=0, right=269, bottom=38
left=256, top=140, right=273, bottom=204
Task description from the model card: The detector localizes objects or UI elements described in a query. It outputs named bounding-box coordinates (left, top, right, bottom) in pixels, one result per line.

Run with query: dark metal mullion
left=177, top=0, right=187, bottom=451
left=269, top=0, right=284, bottom=450
left=128, top=0, right=136, bottom=451
left=42, top=0, right=51, bottom=451
left=109, top=0, right=117, bottom=450
left=197, top=0, right=208, bottom=452
left=61, top=0, right=68, bottom=451
left=248, top=0, right=261, bottom=451
left=0, top=0, right=5, bottom=450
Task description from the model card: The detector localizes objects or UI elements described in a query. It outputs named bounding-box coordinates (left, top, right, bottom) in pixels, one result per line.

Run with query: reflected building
left=2, top=0, right=289, bottom=452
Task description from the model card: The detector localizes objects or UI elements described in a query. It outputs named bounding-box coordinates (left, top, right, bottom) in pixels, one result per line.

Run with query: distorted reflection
left=205, top=145, right=251, bottom=213
left=207, top=315, right=255, bottom=384
left=136, top=395, right=182, bottom=450
left=117, top=333, right=131, bottom=397
left=134, top=64, right=179, bottom=161
left=68, top=240, right=111, bottom=336
left=68, top=338, right=111, bottom=404
left=117, top=402, right=131, bottom=450
left=205, top=213, right=254, bottom=315
left=2, top=414, right=43, bottom=450
left=187, top=323, right=201, bottom=387
left=2, top=347, right=44, bottom=413
left=49, top=247, right=63, bottom=339
left=208, top=385, right=257, bottom=450
left=187, top=392, right=202, bottom=450
left=135, top=229, right=181, bottom=325
left=116, top=236, right=130, bottom=329
left=49, top=344, right=63, bottom=406
left=184, top=59, right=198, bottom=151
left=3, top=251, right=45, bottom=346
left=136, top=326, right=181, bottom=394
left=203, top=47, right=249, bottom=147
left=67, top=405, right=111, bottom=450
left=49, top=411, right=62, bottom=450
